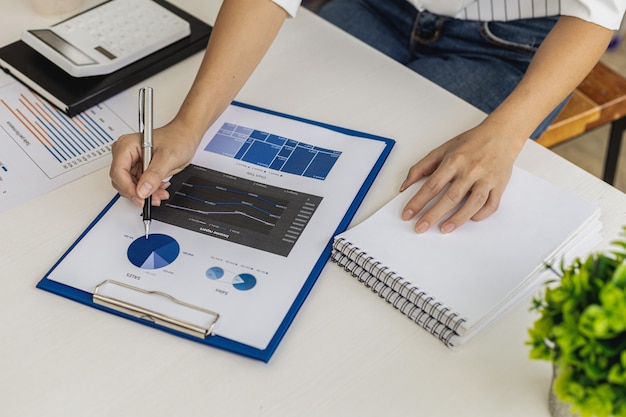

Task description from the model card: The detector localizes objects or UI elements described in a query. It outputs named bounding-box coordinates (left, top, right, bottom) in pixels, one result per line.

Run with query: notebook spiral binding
left=331, top=237, right=464, bottom=348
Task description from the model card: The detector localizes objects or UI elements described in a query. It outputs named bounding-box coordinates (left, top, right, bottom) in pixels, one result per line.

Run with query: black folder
left=0, top=0, right=211, bottom=117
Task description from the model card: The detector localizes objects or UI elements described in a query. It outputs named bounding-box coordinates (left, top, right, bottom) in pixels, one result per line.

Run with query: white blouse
left=271, top=0, right=626, bottom=30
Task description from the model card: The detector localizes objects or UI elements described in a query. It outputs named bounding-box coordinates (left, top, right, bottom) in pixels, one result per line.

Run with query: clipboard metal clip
left=93, top=280, right=220, bottom=339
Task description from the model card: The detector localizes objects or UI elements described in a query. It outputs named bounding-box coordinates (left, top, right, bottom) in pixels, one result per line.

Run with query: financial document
left=0, top=71, right=135, bottom=211
left=42, top=103, right=392, bottom=357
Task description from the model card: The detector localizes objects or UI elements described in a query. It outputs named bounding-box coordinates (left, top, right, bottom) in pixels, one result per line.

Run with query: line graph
left=152, top=165, right=323, bottom=256
left=167, top=182, right=285, bottom=233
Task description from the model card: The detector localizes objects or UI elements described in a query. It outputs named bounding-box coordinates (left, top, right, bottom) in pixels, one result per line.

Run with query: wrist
left=170, top=95, right=225, bottom=147
left=478, top=111, right=536, bottom=148
left=164, top=113, right=207, bottom=150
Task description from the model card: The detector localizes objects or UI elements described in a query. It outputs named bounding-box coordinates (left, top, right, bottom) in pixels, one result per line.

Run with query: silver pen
left=139, top=87, right=153, bottom=239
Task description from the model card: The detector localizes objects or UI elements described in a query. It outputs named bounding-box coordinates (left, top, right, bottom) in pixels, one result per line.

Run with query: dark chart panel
left=152, top=165, right=323, bottom=256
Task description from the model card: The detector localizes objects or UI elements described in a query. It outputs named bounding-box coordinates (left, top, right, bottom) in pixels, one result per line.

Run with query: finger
left=131, top=181, right=170, bottom=204
left=399, top=151, right=442, bottom=192
left=411, top=179, right=472, bottom=233
left=149, top=186, right=171, bottom=206
left=109, top=135, right=142, bottom=199
left=438, top=183, right=493, bottom=234
left=470, top=186, right=503, bottom=221
left=135, top=150, right=184, bottom=200
left=401, top=168, right=454, bottom=222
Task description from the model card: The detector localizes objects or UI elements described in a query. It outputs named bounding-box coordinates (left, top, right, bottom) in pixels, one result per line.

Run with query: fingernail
left=399, top=180, right=407, bottom=192
left=138, top=182, right=153, bottom=198
left=441, top=223, right=455, bottom=234
left=415, top=221, right=429, bottom=233
left=402, top=209, right=415, bottom=221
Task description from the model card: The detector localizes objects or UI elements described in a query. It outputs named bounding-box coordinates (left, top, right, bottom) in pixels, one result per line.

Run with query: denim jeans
left=318, top=0, right=563, bottom=138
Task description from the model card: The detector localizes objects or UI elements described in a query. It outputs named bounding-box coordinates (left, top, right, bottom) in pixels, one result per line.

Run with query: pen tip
left=144, top=222, right=150, bottom=239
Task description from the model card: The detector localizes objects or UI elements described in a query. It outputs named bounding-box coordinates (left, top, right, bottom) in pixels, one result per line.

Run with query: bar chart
left=0, top=82, right=131, bottom=179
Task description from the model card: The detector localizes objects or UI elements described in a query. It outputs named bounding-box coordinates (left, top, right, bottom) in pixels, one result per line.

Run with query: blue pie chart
left=205, top=267, right=257, bottom=291
left=232, top=273, right=256, bottom=291
left=206, top=266, right=225, bottom=280
left=127, top=234, right=180, bottom=269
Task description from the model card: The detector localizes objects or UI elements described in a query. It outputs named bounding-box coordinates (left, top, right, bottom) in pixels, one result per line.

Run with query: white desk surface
left=1, top=2, right=625, bottom=416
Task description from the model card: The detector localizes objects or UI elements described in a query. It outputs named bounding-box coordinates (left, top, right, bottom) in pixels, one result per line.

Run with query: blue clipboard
left=37, top=101, right=395, bottom=362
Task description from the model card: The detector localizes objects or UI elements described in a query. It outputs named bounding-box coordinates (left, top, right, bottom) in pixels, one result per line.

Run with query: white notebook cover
left=334, top=166, right=601, bottom=341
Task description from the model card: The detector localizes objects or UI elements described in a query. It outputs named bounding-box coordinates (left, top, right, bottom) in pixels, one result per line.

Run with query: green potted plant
left=527, top=226, right=626, bottom=417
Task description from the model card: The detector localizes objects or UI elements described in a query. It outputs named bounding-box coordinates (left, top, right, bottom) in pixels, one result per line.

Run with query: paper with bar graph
left=0, top=71, right=135, bottom=211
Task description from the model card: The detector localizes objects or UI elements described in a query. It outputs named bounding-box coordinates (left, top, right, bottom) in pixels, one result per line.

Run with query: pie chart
left=232, top=273, right=256, bottom=291
left=206, top=266, right=225, bottom=280
left=127, top=234, right=180, bottom=269
left=205, top=267, right=257, bottom=291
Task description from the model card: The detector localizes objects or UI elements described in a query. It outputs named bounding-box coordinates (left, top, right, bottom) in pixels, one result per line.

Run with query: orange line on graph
left=72, top=115, right=88, bottom=134
left=15, top=108, right=54, bottom=148
left=31, top=91, right=88, bottom=134
left=17, top=99, right=50, bottom=139
left=18, top=95, right=59, bottom=146
left=20, top=93, right=57, bottom=127
left=0, top=98, right=54, bottom=148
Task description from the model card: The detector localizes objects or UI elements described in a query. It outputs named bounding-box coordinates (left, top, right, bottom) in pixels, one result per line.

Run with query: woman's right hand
left=109, top=120, right=202, bottom=207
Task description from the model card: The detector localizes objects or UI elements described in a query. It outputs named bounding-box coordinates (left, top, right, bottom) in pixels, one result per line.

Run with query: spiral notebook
left=332, top=167, right=602, bottom=348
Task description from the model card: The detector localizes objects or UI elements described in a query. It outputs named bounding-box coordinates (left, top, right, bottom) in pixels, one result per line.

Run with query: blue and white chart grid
left=204, top=122, right=341, bottom=180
